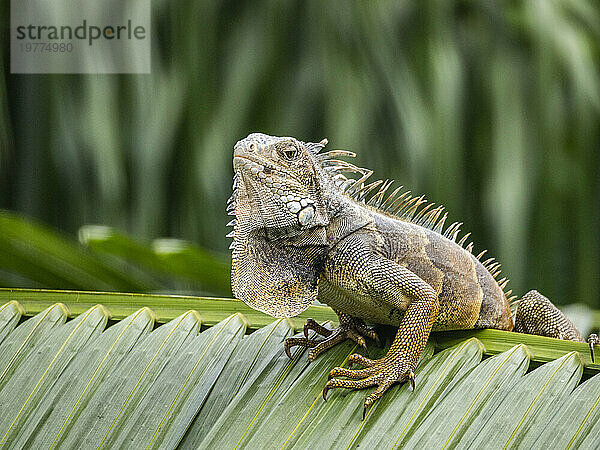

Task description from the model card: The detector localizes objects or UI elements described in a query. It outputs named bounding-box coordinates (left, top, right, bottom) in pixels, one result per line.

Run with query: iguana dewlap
left=229, top=133, right=596, bottom=418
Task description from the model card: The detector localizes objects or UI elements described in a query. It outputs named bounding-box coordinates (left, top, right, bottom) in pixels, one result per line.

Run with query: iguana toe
left=284, top=337, right=319, bottom=359
left=303, top=318, right=332, bottom=339
left=328, top=366, right=377, bottom=380
left=347, top=353, right=376, bottom=368
left=284, top=316, right=379, bottom=361
left=323, top=354, right=416, bottom=419
left=352, top=321, right=380, bottom=345
left=323, top=376, right=380, bottom=401
left=307, top=330, right=349, bottom=361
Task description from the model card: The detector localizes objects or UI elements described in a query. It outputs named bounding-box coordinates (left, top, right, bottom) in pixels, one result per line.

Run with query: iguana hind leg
left=514, top=290, right=599, bottom=361
left=284, top=312, right=379, bottom=361
left=514, top=290, right=584, bottom=341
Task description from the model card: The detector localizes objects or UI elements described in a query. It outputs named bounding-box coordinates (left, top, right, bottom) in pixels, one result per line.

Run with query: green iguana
left=228, top=133, right=598, bottom=418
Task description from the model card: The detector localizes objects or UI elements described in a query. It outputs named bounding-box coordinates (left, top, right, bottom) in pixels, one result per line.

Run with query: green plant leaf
left=197, top=328, right=357, bottom=449
left=79, top=225, right=231, bottom=296
left=55, top=309, right=203, bottom=448
left=346, top=338, right=483, bottom=449
left=179, top=318, right=295, bottom=447
left=14, top=307, right=155, bottom=448
left=396, top=344, right=532, bottom=448
left=465, top=351, right=584, bottom=448
left=432, top=328, right=599, bottom=369
left=0, top=303, right=70, bottom=391
left=534, top=361, right=600, bottom=449
left=0, top=305, right=109, bottom=446
left=103, top=313, right=246, bottom=449
left=1, top=296, right=600, bottom=449
left=0, top=288, right=339, bottom=331
left=278, top=342, right=435, bottom=450
left=0, top=211, right=156, bottom=292
left=0, top=301, right=24, bottom=345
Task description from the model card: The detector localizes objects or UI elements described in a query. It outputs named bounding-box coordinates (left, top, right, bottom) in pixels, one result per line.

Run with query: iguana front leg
left=322, top=255, right=439, bottom=419
left=284, top=312, right=379, bottom=361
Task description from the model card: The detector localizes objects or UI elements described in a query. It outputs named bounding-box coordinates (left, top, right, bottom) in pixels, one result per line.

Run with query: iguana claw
left=408, top=370, right=415, bottom=391
left=324, top=353, right=416, bottom=419
left=303, top=318, right=331, bottom=339
left=284, top=315, right=379, bottom=361
left=588, top=334, right=599, bottom=363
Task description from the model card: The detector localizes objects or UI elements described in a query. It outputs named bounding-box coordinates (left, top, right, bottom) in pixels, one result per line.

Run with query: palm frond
left=1, top=293, right=599, bottom=448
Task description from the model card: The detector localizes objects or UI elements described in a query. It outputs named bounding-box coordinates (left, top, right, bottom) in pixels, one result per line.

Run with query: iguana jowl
left=229, top=133, right=597, bottom=417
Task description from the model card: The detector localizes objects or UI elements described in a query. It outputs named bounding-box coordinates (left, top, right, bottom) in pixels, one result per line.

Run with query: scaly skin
left=229, top=133, right=592, bottom=417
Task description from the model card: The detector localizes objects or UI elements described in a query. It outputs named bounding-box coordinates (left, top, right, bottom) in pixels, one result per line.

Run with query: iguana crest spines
left=312, top=138, right=515, bottom=304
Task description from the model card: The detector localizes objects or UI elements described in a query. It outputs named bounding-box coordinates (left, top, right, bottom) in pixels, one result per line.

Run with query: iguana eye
left=281, top=145, right=299, bottom=161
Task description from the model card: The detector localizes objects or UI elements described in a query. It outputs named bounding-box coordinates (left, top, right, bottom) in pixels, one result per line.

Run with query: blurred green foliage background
left=0, top=1, right=599, bottom=305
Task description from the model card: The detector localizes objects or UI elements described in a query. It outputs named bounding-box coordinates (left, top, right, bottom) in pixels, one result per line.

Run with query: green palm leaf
left=1, top=291, right=599, bottom=448
left=0, top=211, right=232, bottom=296
left=0, top=211, right=155, bottom=292
left=79, top=225, right=231, bottom=296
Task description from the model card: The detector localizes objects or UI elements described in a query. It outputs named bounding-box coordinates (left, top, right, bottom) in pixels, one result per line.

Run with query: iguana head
left=232, top=133, right=330, bottom=233
left=229, top=133, right=373, bottom=318
left=230, top=133, right=332, bottom=318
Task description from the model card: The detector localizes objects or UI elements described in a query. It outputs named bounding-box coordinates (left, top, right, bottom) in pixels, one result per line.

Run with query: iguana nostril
left=233, top=144, right=242, bottom=153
